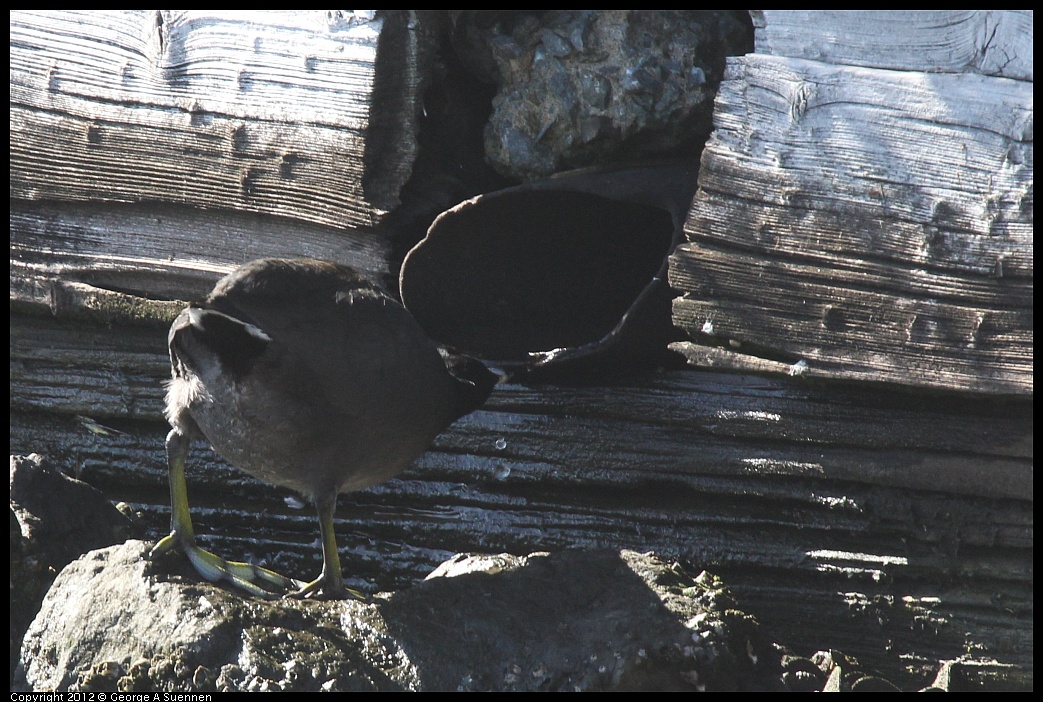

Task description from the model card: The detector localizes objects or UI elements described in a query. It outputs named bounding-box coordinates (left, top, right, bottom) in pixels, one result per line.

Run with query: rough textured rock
left=451, top=10, right=752, bottom=180
left=10, top=453, right=136, bottom=568
left=9, top=453, right=137, bottom=685
left=15, top=542, right=785, bottom=692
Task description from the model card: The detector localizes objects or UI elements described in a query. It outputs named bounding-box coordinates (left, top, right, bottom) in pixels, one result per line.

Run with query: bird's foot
left=286, top=573, right=367, bottom=601
left=151, top=531, right=302, bottom=600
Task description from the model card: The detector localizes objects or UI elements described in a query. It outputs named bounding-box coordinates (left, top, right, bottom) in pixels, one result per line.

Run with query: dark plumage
left=152, top=258, right=499, bottom=598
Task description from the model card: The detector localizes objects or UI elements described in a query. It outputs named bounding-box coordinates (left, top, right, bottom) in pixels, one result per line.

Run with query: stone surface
left=9, top=453, right=137, bottom=685
left=452, top=10, right=752, bottom=180
left=15, top=542, right=785, bottom=691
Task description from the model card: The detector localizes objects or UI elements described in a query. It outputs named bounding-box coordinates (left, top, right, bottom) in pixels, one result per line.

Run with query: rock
left=451, top=10, right=752, bottom=180
left=10, top=453, right=138, bottom=685
left=15, top=543, right=784, bottom=691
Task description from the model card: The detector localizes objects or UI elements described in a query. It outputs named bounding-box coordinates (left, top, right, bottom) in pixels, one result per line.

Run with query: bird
left=151, top=258, right=499, bottom=598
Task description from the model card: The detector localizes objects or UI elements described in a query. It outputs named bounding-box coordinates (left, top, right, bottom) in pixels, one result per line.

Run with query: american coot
left=152, top=258, right=499, bottom=598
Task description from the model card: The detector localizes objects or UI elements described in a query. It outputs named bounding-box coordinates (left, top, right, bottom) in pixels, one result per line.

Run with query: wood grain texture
left=10, top=199, right=390, bottom=305
left=752, top=10, right=1033, bottom=81
left=701, top=55, right=1031, bottom=237
left=672, top=49, right=1032, bottom=394
left=9, top=10, right=410, bottom=229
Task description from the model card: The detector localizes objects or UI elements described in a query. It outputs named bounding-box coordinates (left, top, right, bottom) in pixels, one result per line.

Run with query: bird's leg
left=150, top=428, right=302, bottom=599
left=288, top=492, right=366, bottom=600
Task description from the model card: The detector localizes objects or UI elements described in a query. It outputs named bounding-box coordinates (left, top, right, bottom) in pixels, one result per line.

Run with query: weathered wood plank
left=10, top=199, right=390, bottom=304
left=702, top=55, right=1031, bottom=237
left=12, top=301, right=1032, bottom=494
left=671, top=51, right=1032, bottom=394
left=10, top=315, right=171, bottom=418
left=9, top=10, right=414, bottom=228
left=675, top=189, right=1030, bottom=283
left=670, top=243, right=1032, bottom=394
left=752, top=10, right=1033, bottom=81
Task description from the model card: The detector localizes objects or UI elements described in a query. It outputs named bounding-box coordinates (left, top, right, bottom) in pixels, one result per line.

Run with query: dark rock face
left=450, top=11, right=753, bottom=180
left=10, top=453, right=137, bottom=685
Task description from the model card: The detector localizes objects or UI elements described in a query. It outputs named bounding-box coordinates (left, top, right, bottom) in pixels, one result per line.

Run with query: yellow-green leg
left=150, top=428, right=302, bottom=599
left=288, top=492, right=365, bottom=600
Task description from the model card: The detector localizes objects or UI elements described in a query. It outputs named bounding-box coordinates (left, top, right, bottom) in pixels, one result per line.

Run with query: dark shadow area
left=400, top=161, right=699, bottom=383
left=402, top=190, right=673, bottom=359
left=377, top=549, right=771, bottom=691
